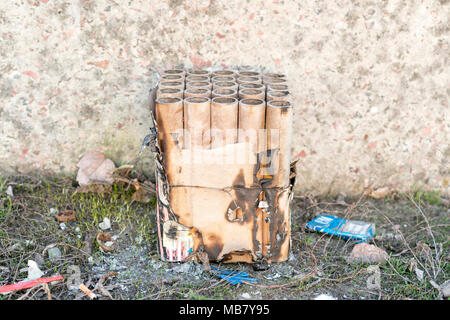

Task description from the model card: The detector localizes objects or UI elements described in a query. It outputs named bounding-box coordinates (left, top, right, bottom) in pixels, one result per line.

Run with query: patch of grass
left=411, top=184, right=441, bottom=205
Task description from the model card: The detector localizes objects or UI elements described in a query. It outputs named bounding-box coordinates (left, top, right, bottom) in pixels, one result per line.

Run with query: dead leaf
left=113, top=165, right=134, bottom=177
left=55, top=210, right=76, bottom=222
left=131, top=187, right=152, bottom=203
left=94, top=272, right=117, bottom=299
left=76, top=151, right=115, bottom=186
left=96, top=232, right=115, bottom=252
left=416, top=242, right=432, bottom=258
left=368, top=187, right=392, bottom=199
left=347, top=243, right=389, bottom=264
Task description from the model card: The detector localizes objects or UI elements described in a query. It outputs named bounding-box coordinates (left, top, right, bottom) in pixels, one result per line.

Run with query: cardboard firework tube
left=183, top=96, right=211, bottom=149
left=239, top=88, right=265, bottom=100
left=186, top=69, right=210, bottom=78
left=238, top=98, right=266, bottom=154
left=213, top=81, right=238, bottom=91
left=186, top=81, right=212, bottom=90
left=161, top=74, right=184, bottom=82
left=263, top=73, right=286, bottom=80
left=155, top=97, right=184, bottom=152
left=157, top=88, right=183, bottom=99
left=212, top=70, right=237, bottom=78
left=267, top=84, right=288, bottom=92
left=161, top=69, right=185, bottom=77
left=212, top=88, right=238, bottom=99
left=262, top=77, right=287, bottom=85
left=184, top=87, right=211, bottom=98
left=238, top=71, right=261, bottom=78
left=267, top=90, right=290, bottom=101
left=239, top=82, right=265, bottom=91
left=159, top=80, right=185, bottom=90
left=212, top=76, right=235, bottom=83
left=266, top=100, right=293, bottom=187
left=237, top=76, right=262, bottom=85
left=186, top=75, right=210, bottom=83
left=211, top=97, right=238, bottom=145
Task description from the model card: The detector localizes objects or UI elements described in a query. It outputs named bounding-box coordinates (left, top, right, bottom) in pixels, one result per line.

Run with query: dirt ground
left=0, top=174, right=448, bottom=300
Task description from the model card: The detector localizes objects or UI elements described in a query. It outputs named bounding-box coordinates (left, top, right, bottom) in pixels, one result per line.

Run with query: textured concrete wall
left=0, top=0, right=448, bottom=196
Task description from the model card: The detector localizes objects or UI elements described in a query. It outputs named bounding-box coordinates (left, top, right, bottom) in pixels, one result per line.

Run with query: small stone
left=48, top=247, right=62, bottom=262
left=441, top=280, right=450, bottom=298
left=346, top=243, right=388, bottom=264
left=75, top=227, right=80, bottom=233
left=99, top=217, right=111, bottom=230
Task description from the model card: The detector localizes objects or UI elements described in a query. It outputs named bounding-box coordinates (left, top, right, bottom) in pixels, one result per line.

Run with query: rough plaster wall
left=0, top=0, right=448, bottom=196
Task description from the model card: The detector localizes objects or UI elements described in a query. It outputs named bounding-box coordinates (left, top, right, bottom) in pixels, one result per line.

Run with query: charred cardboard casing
left=149, top=80, right=296, bottom=264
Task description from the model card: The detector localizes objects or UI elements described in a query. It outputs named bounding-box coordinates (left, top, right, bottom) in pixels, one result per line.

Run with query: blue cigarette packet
left=305, top=215, right=375, bottom=242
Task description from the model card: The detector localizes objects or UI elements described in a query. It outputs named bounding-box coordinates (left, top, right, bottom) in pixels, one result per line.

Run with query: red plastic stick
left=0, top=275, right=64, bottom=293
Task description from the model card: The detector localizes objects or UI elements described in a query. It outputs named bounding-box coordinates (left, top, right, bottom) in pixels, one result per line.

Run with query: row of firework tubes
left=154, top=68, right=293, bottom=184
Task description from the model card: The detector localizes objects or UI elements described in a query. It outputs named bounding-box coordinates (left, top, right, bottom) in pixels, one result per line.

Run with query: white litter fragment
left=414, top=267, right=424, bottom=282
left=59, top=223, right=66, bottom=230
left=6, top=186, right=13, bottom=198
left=314, top=294, right=337, bottom=300
left=241, top=293, right=251, bottom=299
left=99, top=217, right=111, bottom=230
left=24, top=260, right=44, bottom=281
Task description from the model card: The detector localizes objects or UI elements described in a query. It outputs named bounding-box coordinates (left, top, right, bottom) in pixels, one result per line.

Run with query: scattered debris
left=252, top=262, right=271, bottom=271
left=241, top=292, right=251, bottom=299
left=195, top=251, right=211, bottom=271
left=93, top=272, right=118, bottom=299
left=0, top=275, right=63, bottom=294
left=440, top=280, right=450, bottom=298
left=97, top=232, right=115, bottom=252
left=79, top=283, right=97, bottom=300
left=346, top=243, right=389, bottom=264
left=6, top=185, right=13, bottom=197
left=55, top=210, right=76, bottom=222
left=42, top=283, right=52, bottom=300
left=415, top=267, right=424, bottom=282
left=59, top=223, right=66, bottom=230
left=25, top=260, right=44, bottom=281
left=211, top=266, right=258, bottom=285
left=314, top=293, right=337, bottom=300
left=306, top=215, right=375, bottom=242
left=0, top=266, right=9, bottom=274
left=336, top=192, right=348, bottom=206
left=131, top=186, right=153, bottom=203
left=76, top=151, right=116, bottom=186
left=83, top=233, right=95, bottom=255
left=99, top=217, right=111, bottom=230
left=365, top=186, right=392, bottom=199
left=113, top=164, right=134, bottom=177
left=416, top=242, right=432, bottom=258
left=47, top=247, right=62, bottom=263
